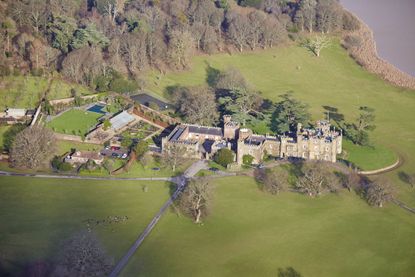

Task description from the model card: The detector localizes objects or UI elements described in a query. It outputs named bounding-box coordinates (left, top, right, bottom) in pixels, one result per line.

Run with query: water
left=341, top=0, right=415, bottom=77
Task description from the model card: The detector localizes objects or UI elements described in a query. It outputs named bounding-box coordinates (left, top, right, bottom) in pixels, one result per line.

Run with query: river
left=341, top=0, right=415, bottom=77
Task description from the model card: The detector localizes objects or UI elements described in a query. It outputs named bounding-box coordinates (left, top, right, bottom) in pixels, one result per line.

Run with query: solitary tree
left=51, top=230, right=113, bottom=277
left=161, top=144, right=187, bottom=172
left=304, top=35, right=331, bottom=57
left=10, top=126, right=57, bottom=169
left=342, top=106, right=376, bottom=146
left=365, top=179, right=394, bottom=208
left=177, top=178, right=213, bottom=224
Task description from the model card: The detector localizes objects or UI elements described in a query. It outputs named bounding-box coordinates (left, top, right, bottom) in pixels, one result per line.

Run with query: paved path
left=0, top=171, right=176, bottom=183
left=109, top=160, right=208, bottom=277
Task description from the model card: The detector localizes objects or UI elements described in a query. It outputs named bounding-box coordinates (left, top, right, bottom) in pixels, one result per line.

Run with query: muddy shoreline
left=341, top=10, right=415, bottom=90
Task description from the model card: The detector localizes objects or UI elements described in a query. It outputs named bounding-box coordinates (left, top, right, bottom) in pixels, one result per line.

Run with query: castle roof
left=187, top=125, right=223, bottom=137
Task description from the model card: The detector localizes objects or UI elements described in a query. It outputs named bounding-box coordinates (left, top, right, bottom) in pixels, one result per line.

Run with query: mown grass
left=0, top=76, right=94, bottom=110
left=342, top=140, right=397, bottom=171
left=56, top=140, right=101, bottom=155
left=123, top=176, right=415, bottom=277
left=145, top=42, right=415, bottom=204
left=46, top=109, right=102, bottom=135
left=0, top=176, right=172, bottom=275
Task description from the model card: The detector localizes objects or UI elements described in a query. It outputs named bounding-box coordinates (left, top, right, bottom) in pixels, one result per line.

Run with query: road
left=109, top=160, right=208, bottom=277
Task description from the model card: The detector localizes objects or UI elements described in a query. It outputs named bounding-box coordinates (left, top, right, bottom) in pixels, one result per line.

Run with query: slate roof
left=188, top=125, right=223, bottom=137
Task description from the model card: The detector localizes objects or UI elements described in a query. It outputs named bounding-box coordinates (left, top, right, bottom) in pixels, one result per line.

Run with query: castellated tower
left=223, top=115, right=240, bottom=140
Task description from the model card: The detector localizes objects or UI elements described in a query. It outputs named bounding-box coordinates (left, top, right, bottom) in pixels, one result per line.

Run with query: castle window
left=303, top=145, right=307, bottom=149
left=325, top=147, right=329, bottom=151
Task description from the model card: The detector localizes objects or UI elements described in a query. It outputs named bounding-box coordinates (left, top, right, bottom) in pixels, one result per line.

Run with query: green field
left=0, top=76, right=94, bottom=110
left=342, top=140, right=397, bottom=171
left=145, top=42, right=415, bottom=204
left=123, top=176, right=415, bottom=277
left=0, top=176, right=171, bottom=275
left=46, top=109, right=102, bottom=135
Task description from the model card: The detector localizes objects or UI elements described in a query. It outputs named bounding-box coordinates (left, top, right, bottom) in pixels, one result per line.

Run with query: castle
left=162, top=115, right=342, bottom=165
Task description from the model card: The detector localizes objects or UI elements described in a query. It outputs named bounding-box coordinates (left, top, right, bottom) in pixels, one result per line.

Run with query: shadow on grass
left=278, top=266, right=303, bottom=277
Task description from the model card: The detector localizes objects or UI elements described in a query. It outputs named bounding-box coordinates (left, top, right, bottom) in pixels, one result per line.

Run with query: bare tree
left=10, top=126, right=57, bottom=169
left=255, top=167, right=289, bottom=195
left=172, top=86, right=218, bottom=126
left=304, top=35, right=331, bottom=57
left=365, top=178, right=394, bottom=208
left=299, top=0, right=317, bottom=33
left=168, top=29, right=195, bottom=69
left=295, top=162, right=339, bottom=197
left=226, top=12, right=251, bottom=52
left=120, top=33, right=148, bottom=73
left=51, top=230, right=113, bottom=277
left=262, top=16, right=286, bottom=49
left=161, top=144, right=187, bottom=172
left=177, top=177, right=213, bottom=224
left=316, top=0, right=342, bottom=34
left=247, top=11, right=267, bottom=50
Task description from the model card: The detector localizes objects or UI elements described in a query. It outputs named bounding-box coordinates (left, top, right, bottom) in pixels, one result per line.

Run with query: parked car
left=209, top=167, right=219, bottom=172
left=257, top=164, right=265, bottom=169
left=121, top=153, right=128, bottom=159
left=152, top=167, right=161, bottom=171
left=111, top=146, right=120, bottom=151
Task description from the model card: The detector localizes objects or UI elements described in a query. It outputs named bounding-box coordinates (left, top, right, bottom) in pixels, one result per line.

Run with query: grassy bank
left=0, top=76, right=94, bottom=110
left=123, top=176, right=415, bottom=276
left=0, top=176, right=171, bottom=275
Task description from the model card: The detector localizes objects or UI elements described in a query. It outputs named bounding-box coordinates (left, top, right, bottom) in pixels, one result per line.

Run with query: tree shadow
left=204, top=61, right=220, bottom=88
left=322, top=105, right=344, bottom=123
left=278, top=266, right=303, bottom=277
left=398, top=171, right=414, bottom=187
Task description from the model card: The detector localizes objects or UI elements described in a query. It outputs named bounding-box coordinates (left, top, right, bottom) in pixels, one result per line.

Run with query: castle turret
left=223, top=115, right=240, bottom=140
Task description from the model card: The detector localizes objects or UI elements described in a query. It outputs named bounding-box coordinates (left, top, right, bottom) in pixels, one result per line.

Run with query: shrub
left=59, top=162, right=73, bottom=172
left=242, top=154, right=254, bottom=166
left=214, top=148, right=234, bottom=168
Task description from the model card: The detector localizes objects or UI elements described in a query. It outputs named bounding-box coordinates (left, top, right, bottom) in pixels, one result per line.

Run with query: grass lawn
left=0, top=76, right=94, bottom=110
left=145, top=42, right=415, bottom=205
left=56, top=140, right=101, bottom=155
left=0, top=176, right=172, bottom=276
left=80, top=159, right=193, bottom=178
left=123, top=176, right=415, bottom=277
left=342, top=140, right=397, bottom=171
left=46, top=109, right=102, bottom=135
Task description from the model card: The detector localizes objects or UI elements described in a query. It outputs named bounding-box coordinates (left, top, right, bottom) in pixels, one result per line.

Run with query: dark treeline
left=0, top=0, right=359, bottom=91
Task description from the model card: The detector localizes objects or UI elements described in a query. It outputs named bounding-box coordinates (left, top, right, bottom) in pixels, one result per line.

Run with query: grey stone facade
left=162, top=116, right=342, bottom=165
